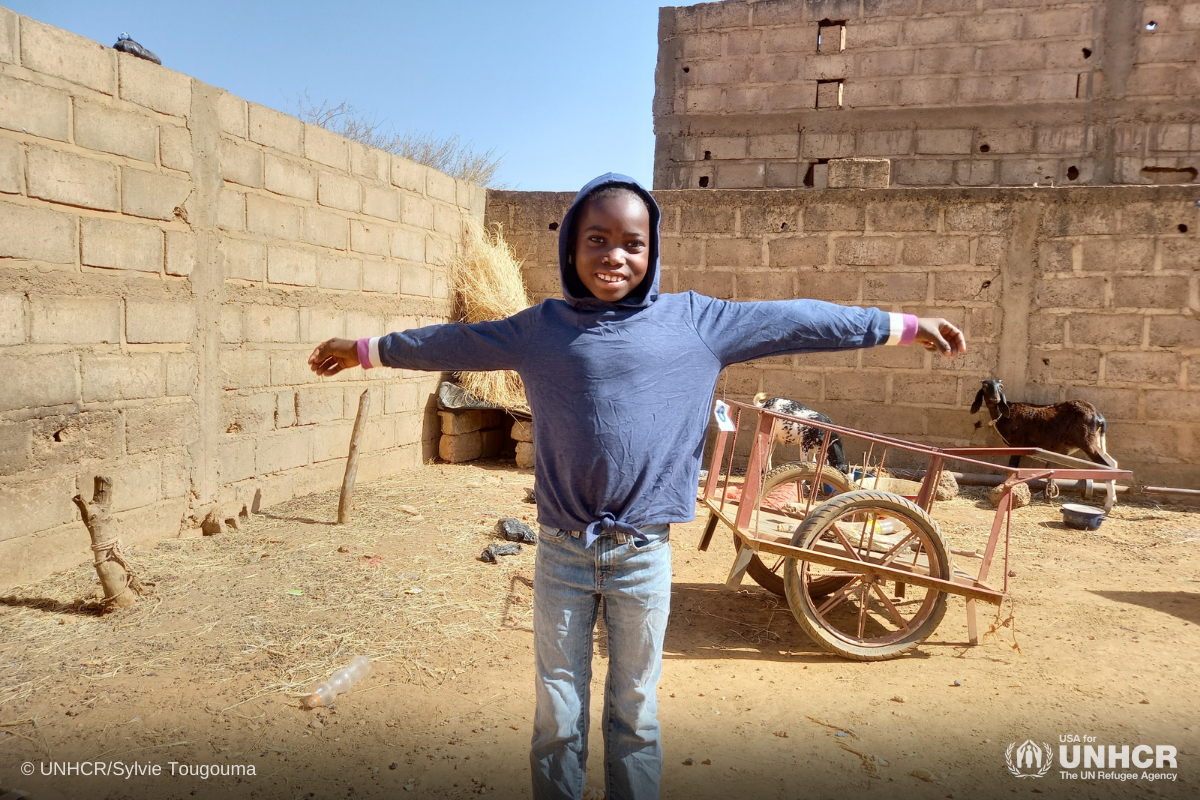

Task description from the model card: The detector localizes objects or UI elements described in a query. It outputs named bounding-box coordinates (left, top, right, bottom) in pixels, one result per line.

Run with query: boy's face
left=573, top=192, right=651, bottom=303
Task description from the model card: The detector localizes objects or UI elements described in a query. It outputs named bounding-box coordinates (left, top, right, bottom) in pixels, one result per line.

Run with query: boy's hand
left=915, top=318, right=967, bottom=357
left=308, top=338, right=361, bottom=376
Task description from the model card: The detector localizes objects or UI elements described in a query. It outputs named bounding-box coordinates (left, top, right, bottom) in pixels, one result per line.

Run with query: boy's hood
left=557, top=172, right=661, bottom=311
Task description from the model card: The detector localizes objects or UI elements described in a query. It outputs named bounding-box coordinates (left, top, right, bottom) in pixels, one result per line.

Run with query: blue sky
left=8, top=1, right=670, bottom=190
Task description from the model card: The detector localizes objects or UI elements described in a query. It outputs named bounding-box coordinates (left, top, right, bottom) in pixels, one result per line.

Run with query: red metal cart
left=698, top=400, right=1132, bottom=661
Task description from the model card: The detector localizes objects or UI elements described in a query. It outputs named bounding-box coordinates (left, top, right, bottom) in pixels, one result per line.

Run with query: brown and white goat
left=970, top=379, right=1117, bottom=469
left=753, top=392, right=848, bottom=474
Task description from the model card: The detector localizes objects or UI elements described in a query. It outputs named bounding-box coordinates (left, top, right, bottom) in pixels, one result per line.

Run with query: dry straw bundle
left=451, top=220, right=531, bottom=411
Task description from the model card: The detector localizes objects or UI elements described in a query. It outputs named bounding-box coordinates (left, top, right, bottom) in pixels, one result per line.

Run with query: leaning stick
left=338, top=389, right=372, bottom=524
left=72, top=476, right=144, bottom=608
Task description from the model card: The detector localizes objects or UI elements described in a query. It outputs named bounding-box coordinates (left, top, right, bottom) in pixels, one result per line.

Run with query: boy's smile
left=573, top=192, right=651, bottom=303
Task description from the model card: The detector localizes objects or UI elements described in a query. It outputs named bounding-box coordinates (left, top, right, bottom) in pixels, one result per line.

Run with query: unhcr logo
left=1006, top=740, right=1053, bottom=778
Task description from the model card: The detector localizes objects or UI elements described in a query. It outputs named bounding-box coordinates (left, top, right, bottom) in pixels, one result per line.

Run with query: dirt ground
left=1, top=460, right=1197, bottom=800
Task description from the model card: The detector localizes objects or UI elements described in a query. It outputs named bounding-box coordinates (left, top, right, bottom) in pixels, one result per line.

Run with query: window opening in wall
left=1082, top=47, right=1092, bottom=58
left=1066, top=165, right=1080, bottom=181
left=979, top=144, right=990, bottom=153
left=817, top=19, right=847, bottom=54
left=816, top=79, right=844, bottom=110
left=698, top=176, right=710, bottom=188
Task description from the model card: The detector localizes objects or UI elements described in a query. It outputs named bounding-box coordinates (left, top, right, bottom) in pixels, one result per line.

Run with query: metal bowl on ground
left=1061, top=503, right=1106, bottom=530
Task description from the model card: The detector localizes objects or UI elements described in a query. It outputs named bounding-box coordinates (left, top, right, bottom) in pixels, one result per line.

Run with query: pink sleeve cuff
left=899, top=314, right=919, bottom=346
left=884, top=313, right=919, bottom=346
left=357, top=337, right=382, bottom=369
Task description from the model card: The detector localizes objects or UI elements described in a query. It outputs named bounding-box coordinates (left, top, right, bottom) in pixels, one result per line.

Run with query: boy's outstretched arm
left=309, top=338, right=360, bottom=377
left=914, top=317, right=967, bottom=357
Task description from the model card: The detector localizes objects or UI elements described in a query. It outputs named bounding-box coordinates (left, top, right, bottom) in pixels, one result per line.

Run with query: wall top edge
left=488, top=185, right=1200, bottom=203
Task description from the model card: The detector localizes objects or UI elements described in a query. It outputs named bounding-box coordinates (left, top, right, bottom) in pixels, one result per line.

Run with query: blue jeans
left=531, top=523, right=672, bottom=800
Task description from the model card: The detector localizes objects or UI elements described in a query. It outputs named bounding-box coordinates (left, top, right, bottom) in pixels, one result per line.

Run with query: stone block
left=73, top=99, right=157, bottom=162
left=219, top=139, right=262, bottom=187
left=242, top=304, right=299, bottom=343
left=401, top=194, right=435, bottom=229
left=214, top=91, right=247, bottom=138
left=265, top=155, right=316, bottom=200
left=515, top=441, right=535, bottom=468
left=318, top=170, right=361, bottom=212
left=867, top=202, right=938, bottom=231
left=391, top=157, right=427, bottom=193
left=0, top=353, right=78, bottom=411
left=117, top=53, right=191, bottom=116
left=426, top=170, right=457, bottom=203
left=0, top=295, right=24, bottom=345
left=0, top=7, right=15, bottom=64
left=81, top=217, right=163, bottom=273
left=155, top=123, right=191, bottom=174
left=221, top=392, right=275, bottom=435
left=125, top=402, right=198, bottom=453
left=705, top=238, right=762, bottom=267
left=898, top=76, right=956, bottom=107
left=1150, top=315, right=1200, bottom=348
left=302, top=207, right=348, bottom=250
left=27, top=145, right=118, bottom=211
left=219, top=349, right=270, bottom=390
left=247, top=194, right=301, bottom=239
left=0, top=473, right=78, bottom=540
left=1016, top=73, right=1078, bottom=102
left=768, top=237, right=828, bottom=267
left=801, top=132, right=856, bottom=160
left=1033, top=277, right=1105, bottom=309
left=440, top=431, right=482, bottom=463
left=916, top=129, right=973, bottom=156
left=297, top=386, right=344, bottom=425
left=20, top=17, right=115, bottom=94
left=440, top=409, right=506, bottom=435
left=1068, top=313, right=1143, bottom=346
left=1106, top=352, right=1180, bottom=385
left=363, top=184, right=401, bottom=220
left=391, top=228, right=425, bottom=262
left=0, top=203, right=76, bottom=264
left=303, top=123, right=348, bottom=170
left=122, top=168, right=191, bottom=221
left=248, top=103, right=303, bottom=156
left=0, top=135, right=22, bottom=194
left=350, top=220, right=391, bottom=256
left=511, top=419, right=533, bottom=443
left=401, top=262, right=434, bottom=297
left=893, top=159, right=954, bottom=186
left=935, top=272, right=1001, bottom=303
left=362, top=260, right=399, bottom=294
left=317, top=253, right=361, bottom=291
left=266, top=246, right=317, bottom=287
left=299, top=308, right=345, bottom=342
left=797, top=271, right=861, bottom=302
left=834, top=237, right=897, bottom=266
left=221, top=237, right=266, bottom=281
left=30, top=296, right=120, bottom=344
left=164, top=231, right=195, bottom=277
left=827, top=158, right=891, bottom=189
left=677, top=270, right=734, bottom=299
left=901, top=236, right=970, bottom=266
left=350, top=143, right=389, bottom=182
left=257, top=429, right=312, bottom=474
left=217, top=190, right=246, bottom=231
left=82, top=353, right=164, bottom=402
left=863, top=273, right=928, bottom=302
left=166, top=352, right=197, bottom=396
left=1112, top=276, right=1190, bottom=309
left=747, top=134, right=798, bottom=160
left=1080, top=238, right=1154, bottom=273
left=1028, top=349, right=1099, bottom=383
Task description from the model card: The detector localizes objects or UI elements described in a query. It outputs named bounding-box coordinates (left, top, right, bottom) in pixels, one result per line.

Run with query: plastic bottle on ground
left=304, top=656, right=370, bottom=708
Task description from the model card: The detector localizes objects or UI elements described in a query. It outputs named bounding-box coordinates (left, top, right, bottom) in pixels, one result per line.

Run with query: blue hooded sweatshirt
left=359, top=174, right=917, bottom=545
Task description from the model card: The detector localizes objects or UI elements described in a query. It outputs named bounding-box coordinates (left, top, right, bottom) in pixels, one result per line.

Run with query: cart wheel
left=734, top=462, right=855, bottom=597
left=783, top=491, right=952, bottom=661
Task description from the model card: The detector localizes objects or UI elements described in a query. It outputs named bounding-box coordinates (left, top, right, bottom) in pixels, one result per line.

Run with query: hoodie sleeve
left=688, top=293, right=916, bottom=368
left=358, top=307, right=536, bottom=372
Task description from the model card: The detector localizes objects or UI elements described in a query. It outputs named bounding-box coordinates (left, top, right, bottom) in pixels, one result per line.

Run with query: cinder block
left=345, top=311, right=383, bottom=339
left=401, top=262, right=433, bottom=297
left=257, top=429, right=312, bottom=474
left=439, top=409, right=505, bottom=435
left=81, top=217, right=162, bottom=273
left=219, top=349, right=270, bottom=390
left=960, top=13, right=1020, bottom=42
left=899, top=76, right=956, bottom=106
left=363, top=185, right=401, bottom=220
left=1036, top=240, right=1074, bottom=275
left=976, top=128, right=1034, bottom=154
left=242, top=304, right=300, bottom=344
left=73, top=99, right=157, bottom=162
left=1144, top=389, right=1200, bottom=423
left=20, top=17, right=115, bottom=94
left=736, top=271, right=793, bottom=300
left=1033, top=277, right=1105, bottom=309
left=1112, top=276, right=1190, bottom=309
left=117, top=53, right=191, bottom=116
left=391, top=228, right=425, bottom=262
left=219, top=139, right=262, bottom=187
left=1027, top=313, right=1064, bottom=345
left=833, top=237, right=897, bottom=266
left=975, top=236, right=1005, bottom=266
left=82, top=353, right=164, bottom=402
left=900, top=236, right=970, bottom=266
left=999, top=158, right=1061, bottom=186
left=401, top=194, right=435, bottom=228
left=247, top=194, right=301, bottom=239
left=164, top=231, right=195, bottom=277
left=122, top=168, right=191, bottom=221
left=0, top=472, right=78, bottom=539
left=302, top=207, right=348, bottom=250
left=248, top=103, right=303, bottom=156
left=827, top=158, right=890, bottom=188
left=362, top=260, right=399, bottom=294
left=125, top=301, right=195, bottom=344
left=217, top=190, right=246, bottom=231
left=958, top=76, right=1017, bottom=103
left=953, top=160, right=997, bottom=186
left=391, top=157, right=427, bottom=193
left=160, top=123, right=193, bottom=172
left=426, top=170, right=456, bottom=203
left=867, top=202, right=938, bottom=231
left=904, top=17, right=958, bottom=45
left=1043, top=205, right=1118, bottom=237
left=0, top=295, right=24, bottom=345
left=845, top=79, right=899, bottom=108
left=1017, top=73, right=1078, bottom=102
left=804, top=203, right=865, bottom=231
left=318, top=171, right=360, bottom=212
left=265, top=155, right=316, bottom=200
left=267, top=246, right=318, bottom=287
left=1105, top=352, right=1180, bottom=385
left=221, top=392, right=275, bottom=434
left=511, top=418, right=533, bottom=442
left=715, top=163, right=766, bottom=189
left=296, top=385, right=344, bottom=425
left=0, top=202, right=76, bottom=263
left=0, top=353, right=78, bottom=411
left=1068, top=313, right=1143, bottom=346
left=299, top=307, right=345, bottom=342
left=1081, top=238, right=1154, bottom=273
left=350, top=143, right=389, bottom=182
left=0, top=136, right=22, bottom=194
left=221, top=236, right=266, bottom=281
left=863, top=273, right=928, bottom=302
left=915, top=48, right=975, bottom=76
left=318, top=253, right=362, bottom=291
left=846, top=20, right=901, bottom=48
left=350, top=220, right=391, bottom=256
left=0, top=7, right=15, bottom=64
left=433, top=202, right=460, bottom=236
left=30, top=296, right=120, bottom=344
left=125, top=402, right=198, bottom=453
left=1150, top=315, right=1200, bottom=348
left=303, top=124, right=348, bottom=170
left=801, top=132, right=856, bottom=160
left=440, top=430, right=482, bottom=463
left=515, top=440, right=535, bottom=468
left=980, top=41, right=1045, bottom=72
left=166, top=352, right=197, bottom=396
left=312, top=421, right=352, bottom=462
left=769, top=237, right=828, bottom=267
left=216, top=91, right=248, bottom=138
left=857, top=49, right=914, bottom=78
left=916, top=129, right=973, bottom=156
left=27, top=145, right=118, bottom=211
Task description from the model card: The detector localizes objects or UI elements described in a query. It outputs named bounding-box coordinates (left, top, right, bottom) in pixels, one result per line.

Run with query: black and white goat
left=970, top=379, right=1117, bottom=469
left=753, top=392, right=848, bottom=473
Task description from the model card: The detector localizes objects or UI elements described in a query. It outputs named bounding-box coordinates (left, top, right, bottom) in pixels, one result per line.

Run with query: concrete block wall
left=0, top=8, right=485, bottom=589
left=654, top=0, right=1200, bottom=189
left=488, top=185, right=1199, bottom=488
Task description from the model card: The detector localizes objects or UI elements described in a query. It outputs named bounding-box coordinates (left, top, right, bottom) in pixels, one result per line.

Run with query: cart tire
left=783, top=491, right=952, bottom=661
left=735, top=462, right=855, bottom=597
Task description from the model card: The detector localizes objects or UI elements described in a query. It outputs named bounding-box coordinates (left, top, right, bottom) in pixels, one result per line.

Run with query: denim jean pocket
left=631, top=524, right=670, bottom=552
left=537, top=524, right=568, bottom=543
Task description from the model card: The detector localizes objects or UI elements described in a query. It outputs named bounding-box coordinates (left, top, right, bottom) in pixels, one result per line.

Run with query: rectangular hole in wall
left=817, top=19, right=847, bottom=54
left=816, top=79, right=844, bottom=110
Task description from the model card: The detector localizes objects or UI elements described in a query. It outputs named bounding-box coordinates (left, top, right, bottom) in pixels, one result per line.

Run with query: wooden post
left=72, top=476, right=143, bottom=608
left=338, top=389, right=372, bottom=524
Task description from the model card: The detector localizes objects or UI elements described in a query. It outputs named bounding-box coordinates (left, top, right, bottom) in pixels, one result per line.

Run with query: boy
left=309, top=174, right=966, bottom=800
